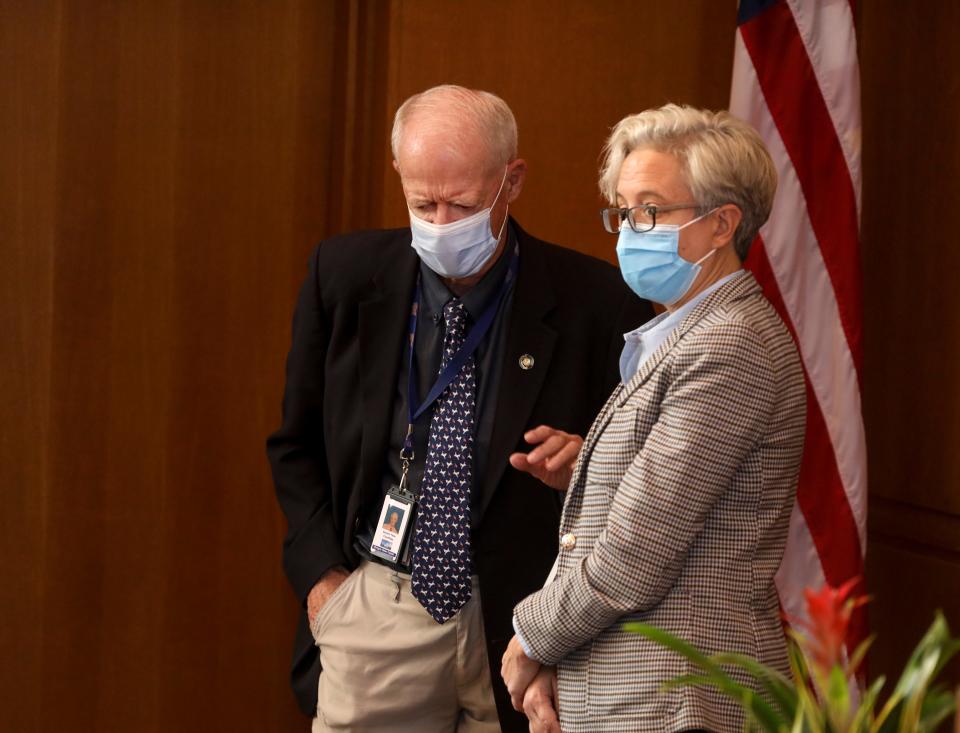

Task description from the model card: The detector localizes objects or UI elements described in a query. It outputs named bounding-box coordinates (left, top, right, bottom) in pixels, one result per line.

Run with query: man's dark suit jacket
left=266, top=219, right=652, bottom=730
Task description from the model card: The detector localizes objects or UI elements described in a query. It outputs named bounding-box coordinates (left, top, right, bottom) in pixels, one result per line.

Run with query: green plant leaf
left=660, top=673, right=722, bottom=690
left=898, top=652, right=940, bottom=733
left=787, top=638, right=811, bottom=686
left=712, top=651, right=799, bottom=720
left=628, top=610, right=960, bottom=733
left=625, top=622, right=788, bottom=732
left=624, top=622, right=717, bottom=669
left=873, top=612, right=959, bottom=733
left=847, top=634, right=877, bottom=678
left=789, top=706, right=805, bottom=733
left=824, top=663, right=851, bottom=731
left=794, top=676, right=826, bottom=733
left=931, top=638, right=960, bottom=679
left=849, top=676, right=885, bottom=733
left=895, top=613, right=952, bottom=691
left=660, top=671, right=788, bottom=732
left=916, top=687, right=957, bottom=733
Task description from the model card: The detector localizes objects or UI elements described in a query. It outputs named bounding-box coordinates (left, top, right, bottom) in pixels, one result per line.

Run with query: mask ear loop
left=491, top=165, right=509, bottom=205
left=491, top=165, right=511, bottom=243
left=494, top=204, right=509, bottom=243
left=678, top=206, right=720, bottom=231
left=694, top=248, right=717, bottom=266
left=681, top=206, right=721, bottom=266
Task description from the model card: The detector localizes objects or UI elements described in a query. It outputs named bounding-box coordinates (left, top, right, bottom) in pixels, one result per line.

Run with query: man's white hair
left=599, top=104, right=777, bottom=259
left=391, top=84, right=518, bottom=171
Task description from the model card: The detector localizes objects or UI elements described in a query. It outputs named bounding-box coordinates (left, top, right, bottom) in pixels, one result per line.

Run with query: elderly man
left=267, top=85, right=650, bottom=731
left=502, top=105, right=806, bottom=733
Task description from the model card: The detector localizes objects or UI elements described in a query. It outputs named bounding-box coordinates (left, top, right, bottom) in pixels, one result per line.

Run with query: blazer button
left=560, top=532, right=577, bottom=551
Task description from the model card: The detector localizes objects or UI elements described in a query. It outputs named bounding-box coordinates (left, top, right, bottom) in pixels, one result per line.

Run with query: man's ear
left=505, top=158, right=528, bottom=203
left=713, top=204, right=743, bottom=248
left=392, top=159, right=401, bottom=174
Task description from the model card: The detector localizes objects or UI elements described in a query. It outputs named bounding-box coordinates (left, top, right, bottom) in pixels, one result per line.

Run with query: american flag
left=730, top=0, right=868, bottom=653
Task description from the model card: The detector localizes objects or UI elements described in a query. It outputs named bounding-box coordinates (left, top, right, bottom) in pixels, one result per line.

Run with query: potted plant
left=627, top=580, right=959, bottom=732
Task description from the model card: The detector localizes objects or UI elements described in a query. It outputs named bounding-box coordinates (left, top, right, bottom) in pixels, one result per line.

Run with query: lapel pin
left=519, top=354, right=535, bottom=370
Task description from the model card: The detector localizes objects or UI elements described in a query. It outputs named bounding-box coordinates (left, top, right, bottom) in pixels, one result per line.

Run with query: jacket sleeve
left=266, top=244, right=347, bottom=606
left=513, top=321, right=776, bottom=664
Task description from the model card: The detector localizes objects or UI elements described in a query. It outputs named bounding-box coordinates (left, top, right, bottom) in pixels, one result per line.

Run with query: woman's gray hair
left=599, top=104, right=777, bottom=260
left=391, top=84, right=518, bottom=170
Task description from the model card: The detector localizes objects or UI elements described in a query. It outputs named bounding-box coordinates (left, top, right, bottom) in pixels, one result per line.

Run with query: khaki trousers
left=310, top=560, right=501, bottom=733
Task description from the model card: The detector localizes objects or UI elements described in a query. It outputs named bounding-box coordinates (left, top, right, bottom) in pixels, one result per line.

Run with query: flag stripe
left=731, top=0, right=868, bottom=654
left=739, top=2, right=863, bottom=372
left=747, top=238, right=868, bottom=646
left=775, top=502, right=827, bottom=622
left=786, top=0, right=862, bottom=216
left=747, top=239, right=864, bottom=577
left=732, top=31, right=867, bottom=551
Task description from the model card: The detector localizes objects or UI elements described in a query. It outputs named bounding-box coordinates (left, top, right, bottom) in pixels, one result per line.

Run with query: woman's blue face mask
left=615, top=209, right=717, bottom=306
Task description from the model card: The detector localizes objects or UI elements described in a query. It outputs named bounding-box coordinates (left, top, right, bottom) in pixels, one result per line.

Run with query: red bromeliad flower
left=789, top=578, right=868, bottom=677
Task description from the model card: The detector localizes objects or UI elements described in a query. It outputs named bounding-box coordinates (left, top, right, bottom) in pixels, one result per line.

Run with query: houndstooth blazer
left=513, top=271, right=806, bottom=733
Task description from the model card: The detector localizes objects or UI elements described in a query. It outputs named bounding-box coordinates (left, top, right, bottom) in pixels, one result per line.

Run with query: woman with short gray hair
left=502, top=104, right=806, bottom=733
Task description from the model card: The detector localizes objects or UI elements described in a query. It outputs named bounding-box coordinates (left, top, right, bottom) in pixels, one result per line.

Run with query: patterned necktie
left=411, top=299, right=475, bottom=623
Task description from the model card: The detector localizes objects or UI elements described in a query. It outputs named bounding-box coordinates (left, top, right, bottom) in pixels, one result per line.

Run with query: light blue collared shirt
left=618, top=270, right=743, bottom=384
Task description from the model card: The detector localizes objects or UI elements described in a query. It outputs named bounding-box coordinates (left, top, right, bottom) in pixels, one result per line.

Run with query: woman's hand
left=523, top=666, right=561, bottom=733
left=501, top=635, right=542, bottom=711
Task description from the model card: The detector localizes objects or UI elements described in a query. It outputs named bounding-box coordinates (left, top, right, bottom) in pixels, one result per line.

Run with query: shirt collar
left=618, top=270, right=743, bottom=384
left=622, top=269, right=744, bottom=344
left=419, top=224, right=516, bottom=322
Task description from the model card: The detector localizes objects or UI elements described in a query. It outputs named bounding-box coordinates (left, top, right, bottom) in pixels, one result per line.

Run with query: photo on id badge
left=370, top=494, right=412, bottom=563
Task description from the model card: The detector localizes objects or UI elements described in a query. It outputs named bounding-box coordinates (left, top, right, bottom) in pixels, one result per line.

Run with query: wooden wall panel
left=1, top=1, right=341, bottom=729
left=154, top=4, right=336, bottom=728
left=326, top=0, right=394, bottom=235
left=860, top=0, right=960, bottom=689
left=0, top=3, right=61, bottom=731
left=860, top=0, right=960, bottom=514
left=867, top=512, right=960, bottom=685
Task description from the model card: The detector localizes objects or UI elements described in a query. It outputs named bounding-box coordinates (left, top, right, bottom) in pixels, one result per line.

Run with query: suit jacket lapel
left=356, top=240, right=419, bottom=510
left=615, top=270, right=760, bottom=407
left=565, top=382, right=624, bottom=496
left=569, top=270, right=760, bottom=498
left=475, top=225, right=558, bottom=524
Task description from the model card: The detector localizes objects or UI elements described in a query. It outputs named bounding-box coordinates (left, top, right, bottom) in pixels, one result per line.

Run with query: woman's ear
left=713, top=204, right=743, bottom=248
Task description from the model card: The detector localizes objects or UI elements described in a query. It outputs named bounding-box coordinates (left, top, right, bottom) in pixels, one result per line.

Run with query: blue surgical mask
left=615, top=210, right=717, bottom=306
left=409, top=168, right=509, bottom=278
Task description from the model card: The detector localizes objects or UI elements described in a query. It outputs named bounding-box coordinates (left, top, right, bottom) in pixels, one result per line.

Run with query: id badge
left=369, top=491, right=415, bottom=565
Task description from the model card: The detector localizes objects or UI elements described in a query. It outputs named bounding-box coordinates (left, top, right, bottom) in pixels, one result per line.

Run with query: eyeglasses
left=600, top=203, right=702, bottom=234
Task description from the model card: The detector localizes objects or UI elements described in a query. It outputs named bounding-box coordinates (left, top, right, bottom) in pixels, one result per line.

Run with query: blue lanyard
left=403, top=246, right=519, bottom=458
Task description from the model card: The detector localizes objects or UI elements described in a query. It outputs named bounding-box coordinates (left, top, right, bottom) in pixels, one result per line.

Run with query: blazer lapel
left=564, top=271, right=760, bottom=510
left=565, top=382, right=624, bottom=496
left=475, top=226, right=558, bottom=524
left=356, top=241, right=419, bottom=510
left=615, top=270, right=760, bottom=407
